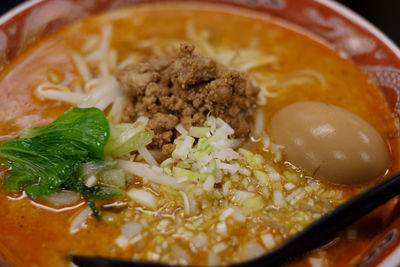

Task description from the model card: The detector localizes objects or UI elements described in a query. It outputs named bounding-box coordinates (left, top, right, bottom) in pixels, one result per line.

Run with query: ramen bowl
left=0, top=0, right=400, bottom=266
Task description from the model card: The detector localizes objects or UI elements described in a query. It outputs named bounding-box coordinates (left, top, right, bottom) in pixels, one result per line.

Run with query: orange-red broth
left=0, top=3, right=398, bottom=267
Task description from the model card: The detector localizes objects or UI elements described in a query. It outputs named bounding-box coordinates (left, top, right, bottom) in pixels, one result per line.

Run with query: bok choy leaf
left=0, top=107, right=124, bottom=198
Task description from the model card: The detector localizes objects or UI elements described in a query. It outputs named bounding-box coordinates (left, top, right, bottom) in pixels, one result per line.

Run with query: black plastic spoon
left=72, top=172, right=400, bottom=267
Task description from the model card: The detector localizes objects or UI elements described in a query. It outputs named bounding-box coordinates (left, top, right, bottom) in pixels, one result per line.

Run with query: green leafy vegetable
left=0, top=107, right=123, bottom=199
left=20, top=107, right=108, bottom=159
left=105, top=122, right=153, bottom=157
left=88, top=198, right=101, bottom=221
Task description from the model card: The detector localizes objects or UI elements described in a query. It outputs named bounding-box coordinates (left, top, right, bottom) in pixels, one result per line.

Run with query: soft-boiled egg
left=269, top=101, right=389, bottom=184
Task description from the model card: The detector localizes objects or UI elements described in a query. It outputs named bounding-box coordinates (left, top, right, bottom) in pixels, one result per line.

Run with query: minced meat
left=117, top=43, right=260, bottom=154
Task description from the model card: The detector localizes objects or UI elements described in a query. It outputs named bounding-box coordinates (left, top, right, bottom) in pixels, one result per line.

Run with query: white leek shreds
left=216, top=161, right=240, bottom=174
left=242, top=242, right=266, bottom=260
left=189, top=127, right=210, bottom=138
left=269, top=142, right=285, bottom=162
left=215, top=118, right=234, bottom=137
left=173, top=136, right=194, bottom=161
left=269, top=172, right=281, bottom=182
left=286, top=188, right=306, bottom=205
left=188, top=193, right=198, bottom=215
left=254, top=170, right=269, bottom=186
left=121, top=222, right=143, bottom=238
left=231, top=207, right=247, bottom=223
left=138, top=146, right=158, bottom=166
left=70, top=207, right=91, bottom=234
left=283, top=170, right=300, bottom=183
left=219, top=207, right=246, bottom=223
left=127, top=188, right=157, bottom=210
left=219, top=207, right=235, bottom=221
left=212, top=148, right=239, bottom=162
left=116, top=160, right=187, bottom=190
left=232, top=190, right=256, bottom=203
left=191, top=233, right=208, bottom=249
left=261, top=234, right=276, bottom=249
left=222, top=181, right=231, bottom=196
left=239, top=148, right=263, bottom=170
left=85, top=175, right=97, bottom=187
left=203, top=175, right=215, bottom=192
left=173, top=167, right=208, bottom=182
left=175, top=124, right=188, bottom=136
left=273, top=190, right=285, bottom=208
left=41, top=190, right=81, bottom=207
left=180, top=191, right=191, bottom=215
left=213, top=242, right=228, bottom=253
left=115, top=235, right=130, bottom=249
left=308, top=179, right=320, bottom=191
left=216, top=221, right=228, bottom=236
left=151, top=165, right=163, bottom=174
left=160, top=158, right=174, bottom=168
left=240, top=196, right=265, bottom=215
left=284, top=182, right=296, bottom=191
left=157, top=219, right=171, bottom=232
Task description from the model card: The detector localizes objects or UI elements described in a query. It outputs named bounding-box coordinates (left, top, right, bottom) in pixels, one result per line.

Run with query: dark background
left=0, top=0, right=399, bottom=45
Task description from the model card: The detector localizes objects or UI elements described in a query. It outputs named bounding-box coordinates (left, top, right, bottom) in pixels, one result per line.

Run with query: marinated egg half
left=269, top=101, right=389, bottom=184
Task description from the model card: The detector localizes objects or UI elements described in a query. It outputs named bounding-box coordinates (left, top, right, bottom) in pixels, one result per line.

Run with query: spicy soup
left=0, top=3, right=398, bottom=267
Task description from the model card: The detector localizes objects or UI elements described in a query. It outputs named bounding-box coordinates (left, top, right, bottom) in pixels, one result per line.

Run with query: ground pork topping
left=117, top=43, right=260, bottom=154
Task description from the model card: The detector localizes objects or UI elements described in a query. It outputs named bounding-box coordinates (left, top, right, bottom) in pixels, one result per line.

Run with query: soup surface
left=0, top=3, right=399, bottom=267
